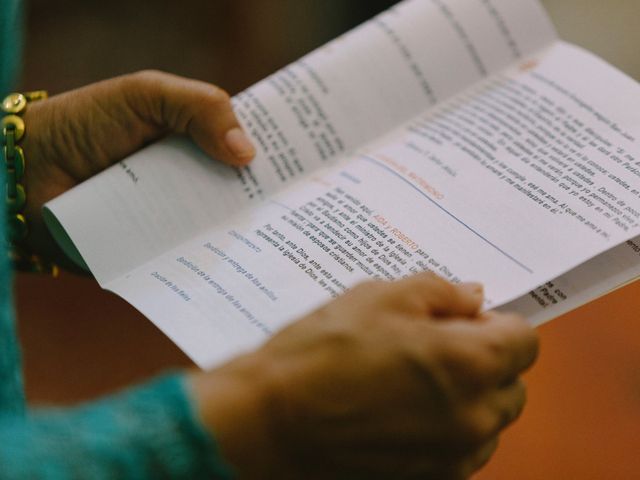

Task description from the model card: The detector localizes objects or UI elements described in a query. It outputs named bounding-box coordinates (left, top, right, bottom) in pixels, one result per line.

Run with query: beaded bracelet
left=1, top=91, right=58, bottom=276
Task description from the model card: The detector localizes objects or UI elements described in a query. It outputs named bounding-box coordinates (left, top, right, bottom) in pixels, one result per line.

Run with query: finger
left=476, top=311, right=539, bottom=383
left=460, top=380, right=527, bottom=442
left=460, top=437, right=499, bottom=478
left=488, top=379, right=527, bottom=431
left=380, top=273, right=484, bottom=317
left=124, top=70, right=256, bottom=166
left=427, top=311, right=538, bottom=388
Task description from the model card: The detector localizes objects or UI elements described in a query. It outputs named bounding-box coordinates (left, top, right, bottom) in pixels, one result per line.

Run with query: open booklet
left=44, top=0, right=640, bottom=369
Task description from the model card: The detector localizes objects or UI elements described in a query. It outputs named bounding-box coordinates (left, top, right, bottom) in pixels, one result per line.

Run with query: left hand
left=20, top=70, right=256, bottom=268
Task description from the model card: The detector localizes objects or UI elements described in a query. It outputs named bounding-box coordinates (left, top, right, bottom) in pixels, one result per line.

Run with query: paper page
left=44, top=0, right=556, bottom=284
left=103, top=42, right=640, bottom=368
left=501, top=238, right=640, bottom=326
left=319, top=42, right=640, bottom=309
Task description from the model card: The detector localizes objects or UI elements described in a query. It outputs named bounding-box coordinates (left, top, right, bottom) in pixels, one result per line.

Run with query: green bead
left=5, top=145, right=25, bottom=180
left=6, top=183, right=26, bottom=213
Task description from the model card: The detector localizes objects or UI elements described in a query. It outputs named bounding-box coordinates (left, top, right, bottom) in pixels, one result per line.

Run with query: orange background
left=478, top=282, right=640, bottom=479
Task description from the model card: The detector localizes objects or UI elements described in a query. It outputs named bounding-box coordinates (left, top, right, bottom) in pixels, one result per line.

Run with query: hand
left=190, top=273, right=538, bottom=480
left=20, top=70, right=256, bottom=267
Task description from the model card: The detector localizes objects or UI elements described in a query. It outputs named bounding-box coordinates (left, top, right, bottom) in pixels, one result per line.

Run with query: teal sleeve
left=0, top=374, right=235, bottom=479
left=0, top=0, right=23, bottom=96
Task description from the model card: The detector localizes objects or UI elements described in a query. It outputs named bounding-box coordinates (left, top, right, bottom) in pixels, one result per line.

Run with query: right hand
left=191, top=273, right=538, bottom=479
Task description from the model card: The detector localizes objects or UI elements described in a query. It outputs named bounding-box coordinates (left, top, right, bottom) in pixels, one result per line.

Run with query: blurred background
left=16, top=1, right=640, bottom=478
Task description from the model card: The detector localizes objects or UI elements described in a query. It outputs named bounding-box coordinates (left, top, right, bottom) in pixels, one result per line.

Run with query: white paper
left=44, top=0, right=640, bottom=369
left=502, top=237, right=640, bottom=326
left=46, top=0, right=557, bottom=285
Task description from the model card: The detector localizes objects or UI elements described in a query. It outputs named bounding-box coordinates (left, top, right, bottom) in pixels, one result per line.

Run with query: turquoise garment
left=0, top=0, right=21, bottom=97
left=1, top=1, right=234, bottom=477
left=0, top=376, right=234, bottom=479
left=0, top=0, right=24, bottom=417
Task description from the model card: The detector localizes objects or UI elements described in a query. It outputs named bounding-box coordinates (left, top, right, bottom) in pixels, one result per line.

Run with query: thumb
left=123, top=70, right=256, bottom=166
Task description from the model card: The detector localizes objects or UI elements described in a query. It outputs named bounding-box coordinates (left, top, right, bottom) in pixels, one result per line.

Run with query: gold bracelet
left=2, top=91, right=58, bottom=276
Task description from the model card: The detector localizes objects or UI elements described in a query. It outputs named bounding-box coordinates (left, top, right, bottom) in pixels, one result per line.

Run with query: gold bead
left=1, top=115, right=25, bottom=142
left=24, top=91, right=48, bottom=102
left=1, top=93, right=27, bottom=114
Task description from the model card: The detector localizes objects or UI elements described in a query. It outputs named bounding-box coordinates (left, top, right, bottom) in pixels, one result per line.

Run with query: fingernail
left=225, top=127, right=256, bottom=162
left=459, top=282, right=484, bottom=297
